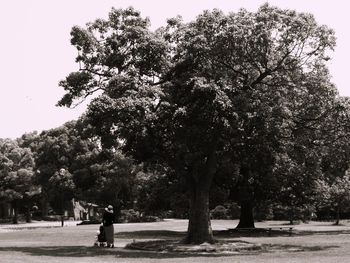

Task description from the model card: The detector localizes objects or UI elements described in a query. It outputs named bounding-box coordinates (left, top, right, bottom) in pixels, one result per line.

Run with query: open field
left=1, top=219, right=350, bottom=262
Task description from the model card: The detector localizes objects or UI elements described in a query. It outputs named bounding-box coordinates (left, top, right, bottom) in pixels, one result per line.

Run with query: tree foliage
left=58, top=4, right=337, bottom=242
left=316, top=172, right=350, bottom=224
left=0, top=139, right=38, bottom=223
left=33, top=120, right=98, bottom=215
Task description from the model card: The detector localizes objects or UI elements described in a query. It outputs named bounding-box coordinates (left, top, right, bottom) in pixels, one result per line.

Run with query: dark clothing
left=102, top=211, right=114, bottom=227
left=102, top=211, right=115, bottom=246
left=104, top=224, right=114, bottom=244
left=97, top=225, right=106, bottom=242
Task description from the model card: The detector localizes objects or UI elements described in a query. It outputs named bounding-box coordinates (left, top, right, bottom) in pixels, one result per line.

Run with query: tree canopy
left=58, top=4, right=337, bottom=243
left=0, top=138, right=38, bottom=223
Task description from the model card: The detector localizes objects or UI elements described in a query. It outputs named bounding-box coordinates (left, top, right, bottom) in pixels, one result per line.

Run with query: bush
left=273, top=205, right=316, bottom=223
left=118, top=209, right=161, bottom=223
left=227, top=203, right=240, bottom=219
left=211, top=205, right=229, bottom=219
left=157, top=210, right=175, bottom=219
left=41, top=215, right=64, bottom=221
left=254, top=203, right=274, bottom=221
left=0, top=218, right=12, bottom=224
left=141, top=215, right=161, bottom=222
left=118, top=209, right=141, bottom=223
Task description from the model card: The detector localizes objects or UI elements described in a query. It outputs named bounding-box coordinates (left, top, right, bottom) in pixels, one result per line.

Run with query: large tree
left=213, top=5, right=337, bottom=228
left=58, top=5, right=336, bottom=243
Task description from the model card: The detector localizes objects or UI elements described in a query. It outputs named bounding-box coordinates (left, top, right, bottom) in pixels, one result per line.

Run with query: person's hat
left=105, top=205, right=113, bottom=213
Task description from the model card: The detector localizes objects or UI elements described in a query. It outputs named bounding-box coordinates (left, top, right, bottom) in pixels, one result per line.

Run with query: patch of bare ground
left=126, top=239, right=262, bottom=254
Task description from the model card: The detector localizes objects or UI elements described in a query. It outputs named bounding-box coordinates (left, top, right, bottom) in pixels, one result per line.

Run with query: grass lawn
left=1, top=219, right=350, bottom=263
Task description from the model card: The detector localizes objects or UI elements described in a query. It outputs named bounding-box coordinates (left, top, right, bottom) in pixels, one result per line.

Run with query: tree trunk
left=41, top=193, right=49, bottom=218
left=236, top=166, right=255, bottom=229
left=335, top=205, right=340, bottom=225
left=289, top=208, right=294, bottom=225
left=183, top=137, right=218, bottom=244
left=60, top=193, right=65, bottom=227
left=25, top=207, right=32, bottom=223
left=12, top=201, right=18, bottom=224
left=236, top=201, right=255, bottom=228
left=184, top=185, right=214, bottom=244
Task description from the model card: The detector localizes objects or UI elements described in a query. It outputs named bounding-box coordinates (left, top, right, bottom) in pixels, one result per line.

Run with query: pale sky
left=1, top=0, right=349, bottom=139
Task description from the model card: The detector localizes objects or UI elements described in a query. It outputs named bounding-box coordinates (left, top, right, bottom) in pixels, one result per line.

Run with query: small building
left=69, top=199, right=101, bottom=220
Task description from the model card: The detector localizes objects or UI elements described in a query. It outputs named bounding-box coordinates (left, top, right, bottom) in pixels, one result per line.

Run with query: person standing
left=102, top=205, right=115, bottom=248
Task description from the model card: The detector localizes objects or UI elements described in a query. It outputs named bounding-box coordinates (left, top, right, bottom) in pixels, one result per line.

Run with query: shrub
left=118, top=209, right=161, bottom=223
left=227, top=203, right=241, bottom=219
left=254, top=203, right=274, bottom=221
left=118, top=209, right=141, bottom=223
left=210, top=205, right=229, bottom=219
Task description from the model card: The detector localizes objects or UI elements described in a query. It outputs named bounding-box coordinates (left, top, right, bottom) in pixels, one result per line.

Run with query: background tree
left=315, top=97, right=350, bottom=222
left=0, top=139, right=38, bottom=223
left=74, top=147, right=137, bottom=218
left=134, top=168, right=190, bottom=218
left=272, top=151, right=320, bottom=224
left=34, top=120, right=98, bottom=216
left=316, top=173, right=350, bottom=225
left=48, top=168, right=75, bottom=226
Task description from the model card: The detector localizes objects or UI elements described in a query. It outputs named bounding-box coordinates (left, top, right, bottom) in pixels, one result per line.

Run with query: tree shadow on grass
left=0, top=246, right=250, bottom=258
left=117, top=230, right=186, bottom=239
left=297, top=230, right=350, bottom=236
left=0, top=242, right=339, bottom=259
left=265, top=244, right=339, bottom=253
left=117, top=230, right=301, bottom=242
left=216, top=228, right=350, bottom=237
left=216, top=228, right=293, bottom=237
left=117, top=229, right=292, bottom=239
left=121, top=228, right=350, bottom=240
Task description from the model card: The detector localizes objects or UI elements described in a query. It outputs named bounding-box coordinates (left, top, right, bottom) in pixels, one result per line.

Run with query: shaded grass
left=0, top=242, right=338, bottom=259
left=265, top=244, right=339, bottom=252
left=0, top=245, right=253, bottom=259
left=117, top=228, right=293, bottom=239
left=117, top=228, right=335, bottom=239
left=117, top=230, right=186, bottom=239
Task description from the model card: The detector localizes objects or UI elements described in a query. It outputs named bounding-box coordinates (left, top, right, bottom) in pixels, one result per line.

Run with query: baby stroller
left=94, top=225, right=107, bottom=247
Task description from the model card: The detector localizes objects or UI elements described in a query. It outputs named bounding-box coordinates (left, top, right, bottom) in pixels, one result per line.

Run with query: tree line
left=2, top=4, right=350, bottom=244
